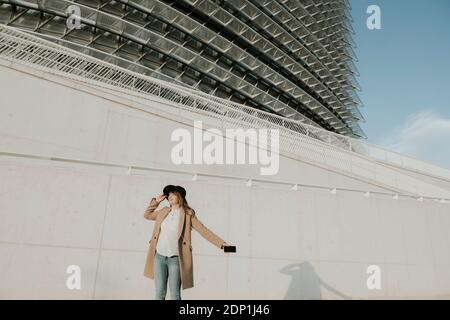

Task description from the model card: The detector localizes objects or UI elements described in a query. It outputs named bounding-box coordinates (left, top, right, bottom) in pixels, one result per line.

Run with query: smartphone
left=223, top=245, right=236, bottom=253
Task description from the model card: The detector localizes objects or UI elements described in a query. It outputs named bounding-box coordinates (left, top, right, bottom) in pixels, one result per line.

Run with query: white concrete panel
left=226, top=257, right=252, bottom=299
left=250, top=187, right=301, bottom=260
left=0, top=243, right=97, bottom=299
left=121, top=113, right=161, bottom=164
left=277, top=260, right=324, bottom=300
left=101, top=174, right=170, bottom=251
left=351, top=156, right=377, bottom=181
left=377, top=199, right=409, bottom=265
left=400, top=201, right=434, bottom=266
left=297, top=191, right=320, bottom=261
left=0, top=165, right=29, bottom=242
left=0, top=163, right=108, bottom=248
left=383, top=264, right=411, bottom=298
left=249, top=258, right=303, bottom=300
left=314, top=192, right=342, bottom=261
left=184, top=255, right=228, bottom=300
left=93, top=249, right=153, bottom=300
left=428, top=204, right=450, bottom=267
left=100, top=110, right=130, bottom=163
left=338, top=193, right=383, bottom=264
left=0, top=65, right=108, bottom=157
left=228, top=184, right=252, bottom=257
left=374, top=164, right=400, bottom=191
left=433, top=263, right=450, bottom=296
left=1, top=156, right=449, bottom=299
left=318, top=261, right=374, bottom=299
left=404, top=265, right=436, bottom=298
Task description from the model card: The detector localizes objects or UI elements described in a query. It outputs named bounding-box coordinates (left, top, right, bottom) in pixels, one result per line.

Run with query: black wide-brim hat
left=163, top=185, right=186, bottom=199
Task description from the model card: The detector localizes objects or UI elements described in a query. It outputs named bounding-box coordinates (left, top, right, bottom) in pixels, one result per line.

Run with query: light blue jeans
left=154, top=251, right=182, bottom=300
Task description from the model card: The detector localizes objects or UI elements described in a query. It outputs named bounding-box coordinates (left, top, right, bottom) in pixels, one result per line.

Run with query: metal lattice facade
left=0, top=0, right=364, bottom=137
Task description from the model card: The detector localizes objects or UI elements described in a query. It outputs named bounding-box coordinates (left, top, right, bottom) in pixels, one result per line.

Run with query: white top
left=156, top=207, right=181, bottom=257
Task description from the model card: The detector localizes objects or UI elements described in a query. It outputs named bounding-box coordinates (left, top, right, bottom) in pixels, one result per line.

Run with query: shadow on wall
left=280, top=262, right=352, bottom=300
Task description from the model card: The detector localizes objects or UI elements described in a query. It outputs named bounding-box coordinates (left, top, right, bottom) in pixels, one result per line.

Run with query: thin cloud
left=379, top=111, right=450, bottom=169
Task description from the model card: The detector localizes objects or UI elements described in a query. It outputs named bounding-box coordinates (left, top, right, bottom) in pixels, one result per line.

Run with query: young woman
left=143, top=185, right=233, bottom=300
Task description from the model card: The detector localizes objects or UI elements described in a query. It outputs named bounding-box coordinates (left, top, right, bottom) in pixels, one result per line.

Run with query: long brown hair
left=171, top=191, right=195, bottom=216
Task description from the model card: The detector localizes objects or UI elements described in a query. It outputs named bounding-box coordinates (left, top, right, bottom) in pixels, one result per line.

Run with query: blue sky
left=349, top=0, right=450, bottom=169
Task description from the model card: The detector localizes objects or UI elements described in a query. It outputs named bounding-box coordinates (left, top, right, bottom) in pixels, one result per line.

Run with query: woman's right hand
left=155, top=194, right=166, bottom=203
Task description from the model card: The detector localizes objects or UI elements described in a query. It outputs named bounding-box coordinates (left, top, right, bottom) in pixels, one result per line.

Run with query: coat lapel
left=178, top=206, right=185, bottom=240
left=160, top=207, right=170, bottom=221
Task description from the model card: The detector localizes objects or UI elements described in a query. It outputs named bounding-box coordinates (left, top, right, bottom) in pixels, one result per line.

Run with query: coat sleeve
left=143, top=198, right=161, bottom=221
left=191, top=210, right=226, bottom=249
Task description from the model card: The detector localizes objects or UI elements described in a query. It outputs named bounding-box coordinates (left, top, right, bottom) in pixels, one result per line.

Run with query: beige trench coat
left=143, top=198, right=226, bottom=290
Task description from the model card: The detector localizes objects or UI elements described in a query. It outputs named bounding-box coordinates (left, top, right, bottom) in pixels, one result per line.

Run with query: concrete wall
left=1, top=63, right=450, bottom=299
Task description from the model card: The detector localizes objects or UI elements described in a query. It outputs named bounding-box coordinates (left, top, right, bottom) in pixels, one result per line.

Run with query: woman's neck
left=171, top=204, right=181, bottom=209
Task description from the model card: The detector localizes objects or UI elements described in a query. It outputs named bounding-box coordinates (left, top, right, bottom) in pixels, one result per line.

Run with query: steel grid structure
left=0, top=0, right=365, bottom=138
